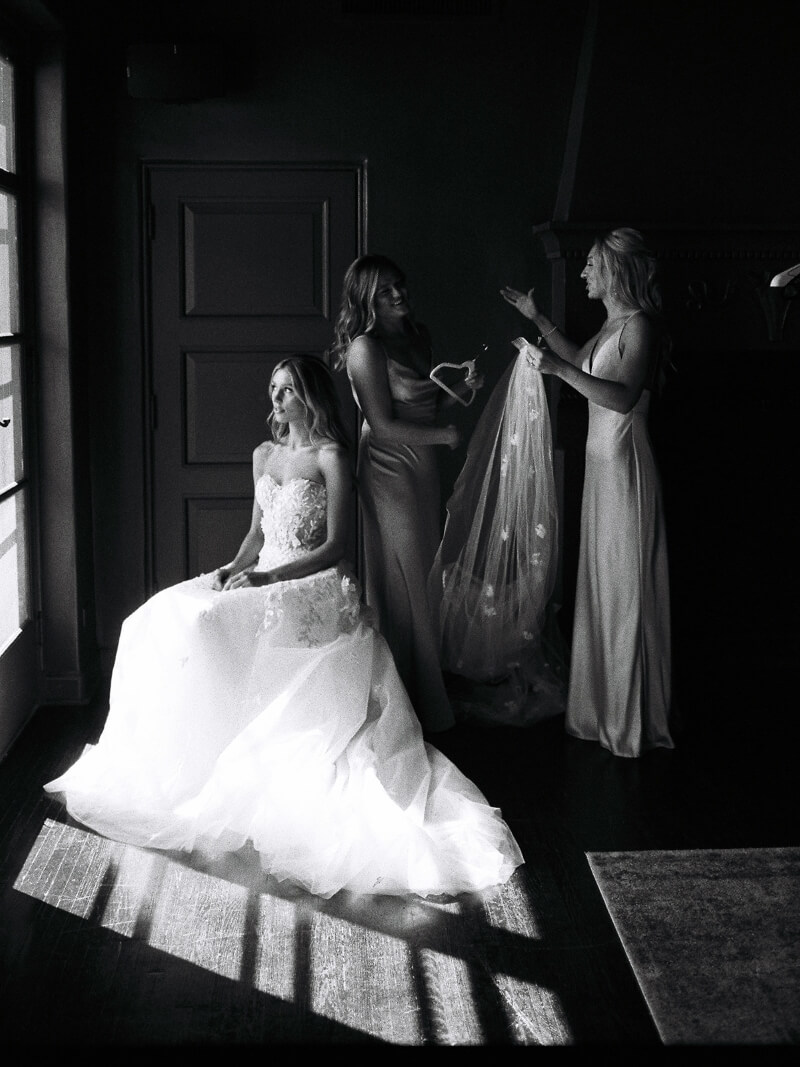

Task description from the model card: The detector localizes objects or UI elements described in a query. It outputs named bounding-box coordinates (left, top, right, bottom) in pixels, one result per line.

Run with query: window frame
left=0, top=21, right=42, bottom=700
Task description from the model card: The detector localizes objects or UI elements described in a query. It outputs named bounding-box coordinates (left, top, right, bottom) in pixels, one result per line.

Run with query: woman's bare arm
left=500, top=285, right=583, bottom=367
left=526, top=314, right=657, bottom=414
left=225, top=445, right=353, bottom=588
left=211, top=444, right=269, bottom=588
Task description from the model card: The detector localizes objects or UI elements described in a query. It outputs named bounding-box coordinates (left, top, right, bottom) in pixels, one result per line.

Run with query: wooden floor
left=0, top=626, right=797, bottom=1050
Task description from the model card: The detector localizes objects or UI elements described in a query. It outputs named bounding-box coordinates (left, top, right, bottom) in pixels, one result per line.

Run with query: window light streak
left=14, top=818, right=567, bottom=1043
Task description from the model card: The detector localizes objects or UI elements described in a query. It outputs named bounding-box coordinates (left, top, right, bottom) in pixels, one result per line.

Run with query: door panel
left=183, top=199, right=327, bottom=317
left=184, top=350, right=272, bottom=464
left=186, top=497, right=253, bottom=579
left=145, top=163, right=364, bottom=593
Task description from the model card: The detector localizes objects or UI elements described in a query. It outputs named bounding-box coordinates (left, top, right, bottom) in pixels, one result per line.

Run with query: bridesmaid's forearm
left=532, top=319, right=581, bottom=364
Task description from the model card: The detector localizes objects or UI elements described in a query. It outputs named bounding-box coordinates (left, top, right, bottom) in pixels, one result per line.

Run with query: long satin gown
left=44, top=470, right=523, bottom=898
left=565, top=317, right=674, bottom=758
left=350, top=351, right=455, bottom=732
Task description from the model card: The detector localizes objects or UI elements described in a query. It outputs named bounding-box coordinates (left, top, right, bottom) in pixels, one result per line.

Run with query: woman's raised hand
left=500, top=285, right=539, bottom=321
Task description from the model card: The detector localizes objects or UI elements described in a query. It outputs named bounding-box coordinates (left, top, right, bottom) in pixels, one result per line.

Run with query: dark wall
left=568, top=1, right=800, bottom=725
left=573, top=1, right=800, bottom=225
left=50, top=0, right=800, bottom=719
left=59, top=0, right=587, bottom=657
left=541, top=222, right=800, bottom=732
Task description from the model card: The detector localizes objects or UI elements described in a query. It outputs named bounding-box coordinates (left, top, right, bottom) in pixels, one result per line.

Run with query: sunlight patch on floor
left=15, top=820, right=256, bottom=981
left=482, top=877, right=571, bottom=1043
left=307, top=909, right=423, bottom=1043
left=14, top=818, right=570, bottom=1044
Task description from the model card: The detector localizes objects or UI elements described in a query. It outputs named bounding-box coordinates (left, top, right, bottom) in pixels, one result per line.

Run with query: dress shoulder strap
left=617, top=309, right=665, bottom=391
left=616, top=308, right=645, bottom=349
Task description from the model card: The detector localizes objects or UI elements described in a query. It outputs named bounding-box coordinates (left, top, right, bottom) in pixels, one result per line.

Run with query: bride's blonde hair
left=267, top=355, right=350, bottom=448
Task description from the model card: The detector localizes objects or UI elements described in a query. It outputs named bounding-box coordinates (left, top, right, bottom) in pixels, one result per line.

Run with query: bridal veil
left=430, top=347, right=565, bottom=725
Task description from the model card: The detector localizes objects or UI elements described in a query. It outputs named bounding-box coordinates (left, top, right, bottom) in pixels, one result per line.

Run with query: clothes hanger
left=430, top=344, right=487, bottom=406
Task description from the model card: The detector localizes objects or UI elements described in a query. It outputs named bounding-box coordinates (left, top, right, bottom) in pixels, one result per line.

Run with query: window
left=0, top=39, right=35, bottom=699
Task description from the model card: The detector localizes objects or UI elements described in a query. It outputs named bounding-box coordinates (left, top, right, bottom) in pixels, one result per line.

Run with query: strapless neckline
left=261, top=472, right=325, bottom=492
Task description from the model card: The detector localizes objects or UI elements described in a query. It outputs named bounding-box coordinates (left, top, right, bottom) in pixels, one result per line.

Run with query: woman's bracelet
left=540, top=324, right=558, bottom=339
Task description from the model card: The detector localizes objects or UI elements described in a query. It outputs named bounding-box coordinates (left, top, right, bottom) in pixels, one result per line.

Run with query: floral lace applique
left=256, top=475, right=328, bottom=569
left=259, top=568, right=363, bottom=647
left=205, top=474, right=367, bottom=648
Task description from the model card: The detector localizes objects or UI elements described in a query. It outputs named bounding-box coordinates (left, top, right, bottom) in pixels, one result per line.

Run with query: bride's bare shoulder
left=253, top=439, right=279, bottom=476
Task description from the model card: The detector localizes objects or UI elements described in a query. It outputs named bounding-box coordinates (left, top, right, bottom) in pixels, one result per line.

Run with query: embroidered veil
left=429, top=347, right=566, bottom=725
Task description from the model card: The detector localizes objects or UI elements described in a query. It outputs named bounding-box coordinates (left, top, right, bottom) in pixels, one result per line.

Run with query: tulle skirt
left=45, top=567, right=523, bottom=898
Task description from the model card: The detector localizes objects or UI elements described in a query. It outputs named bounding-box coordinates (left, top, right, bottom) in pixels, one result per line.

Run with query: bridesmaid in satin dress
left=501, top=228, right=674, bottom=758
left=331, top=255, right=483, bottom=734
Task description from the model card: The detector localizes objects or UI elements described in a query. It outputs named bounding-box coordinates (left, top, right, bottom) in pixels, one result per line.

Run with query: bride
left=45, top=356, right=523, bottom=899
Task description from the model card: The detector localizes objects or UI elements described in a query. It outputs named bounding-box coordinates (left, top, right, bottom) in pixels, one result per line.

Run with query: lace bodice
left=256, top=473, right=327, bottom=569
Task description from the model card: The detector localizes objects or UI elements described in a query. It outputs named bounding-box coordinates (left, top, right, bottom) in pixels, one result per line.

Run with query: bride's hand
left=500, top=285, right=539, bottom=321
left=222, top=565, right=259, bottom=590
left=212, top=566, right=231, bottom=590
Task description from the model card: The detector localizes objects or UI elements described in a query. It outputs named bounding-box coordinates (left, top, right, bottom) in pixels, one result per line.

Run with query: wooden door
left=143, top=163, right=364, bottom=592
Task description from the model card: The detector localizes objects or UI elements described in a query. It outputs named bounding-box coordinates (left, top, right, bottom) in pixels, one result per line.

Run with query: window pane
left=0, top=192, right=19, bottom=335
left=1, top=343, right=23, bottom=490
left=0, top=53, right=15, bottom=174
left=0, top=488, right=30, bottom=651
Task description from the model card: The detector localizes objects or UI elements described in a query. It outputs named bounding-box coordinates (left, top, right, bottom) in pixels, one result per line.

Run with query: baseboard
left=41, top=668, right=101, bottom=706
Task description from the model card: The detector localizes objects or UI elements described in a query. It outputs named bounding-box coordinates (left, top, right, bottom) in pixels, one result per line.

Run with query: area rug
left=587, top=847, right=800, bottom=1045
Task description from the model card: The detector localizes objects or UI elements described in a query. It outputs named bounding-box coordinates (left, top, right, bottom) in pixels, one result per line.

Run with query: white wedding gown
left=45, top=471, right=523, bottom=899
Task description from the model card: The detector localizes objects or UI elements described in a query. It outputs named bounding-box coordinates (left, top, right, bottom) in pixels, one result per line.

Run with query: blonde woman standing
left=502, top=228, right=674, bottom=758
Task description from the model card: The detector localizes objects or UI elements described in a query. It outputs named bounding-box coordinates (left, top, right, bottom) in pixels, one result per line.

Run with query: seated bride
left=45, top=355, right=523, bottom=900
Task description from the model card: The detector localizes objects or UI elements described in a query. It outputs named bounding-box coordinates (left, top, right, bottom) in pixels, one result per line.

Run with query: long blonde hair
left=329, top=254, right=407, bottom=370
left=267, top=355, right=350, bottom=448
left=594, top=227, right=663, bottom=316
left=595, top=227, right=673, bottom=390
